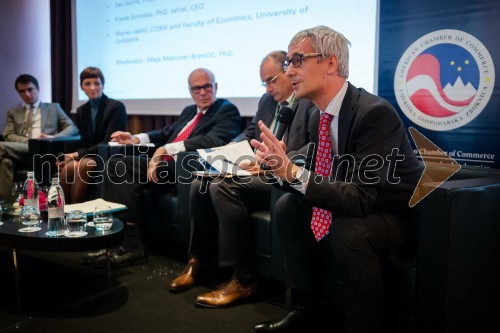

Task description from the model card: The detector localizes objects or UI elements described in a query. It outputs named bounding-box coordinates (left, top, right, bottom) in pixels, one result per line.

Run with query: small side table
left=0, top=216, right=125, bottom=311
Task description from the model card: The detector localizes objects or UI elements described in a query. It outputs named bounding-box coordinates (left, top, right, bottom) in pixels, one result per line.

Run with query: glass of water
left=93, top=205, right=113, bottom=232
left=18, top=205, right=41, bottom=232
left=66, top=210, right=88, bottom=237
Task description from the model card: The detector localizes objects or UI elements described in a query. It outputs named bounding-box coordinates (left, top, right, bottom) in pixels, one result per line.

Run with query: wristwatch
left=292, top=167, right=306, bottom=184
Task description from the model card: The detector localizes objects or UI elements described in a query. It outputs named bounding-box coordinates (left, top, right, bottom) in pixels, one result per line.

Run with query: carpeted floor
left=0, top=248, right=286, bottom=333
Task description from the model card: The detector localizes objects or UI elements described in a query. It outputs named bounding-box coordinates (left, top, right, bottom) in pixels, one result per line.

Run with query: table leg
left=106, top=249, right=111, bottom=279
left=12, top=248, right=21, bottom=312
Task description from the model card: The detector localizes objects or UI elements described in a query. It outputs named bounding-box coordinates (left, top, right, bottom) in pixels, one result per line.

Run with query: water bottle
left=22, top=171, right=39, bottom=208
left=46, top=177, right=66, bottom=236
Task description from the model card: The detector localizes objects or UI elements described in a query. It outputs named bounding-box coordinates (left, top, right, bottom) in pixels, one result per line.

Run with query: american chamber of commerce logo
left=394, top=29, right=495, bottom=131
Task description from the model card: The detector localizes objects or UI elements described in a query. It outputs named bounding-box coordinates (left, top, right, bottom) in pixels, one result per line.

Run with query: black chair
left=96, top=143, right=159, bottom=202
left=31, top=135, right=81, bottom=186
left=96, top=145, right=203, bottom=246
left=0, top=135, right=81, bottom=186
left=412, top=168, right=500, bottom=333
left=0, top=134, right=30, bottom=183
left=144, top=151, right=203, bottom=245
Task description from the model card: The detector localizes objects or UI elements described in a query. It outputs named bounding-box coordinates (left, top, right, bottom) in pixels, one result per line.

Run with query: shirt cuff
left=164, top=141, right=186, bottom=155
left=135, top=133, right=150, bottom=144
left=289, top=168, right=310, bottom=194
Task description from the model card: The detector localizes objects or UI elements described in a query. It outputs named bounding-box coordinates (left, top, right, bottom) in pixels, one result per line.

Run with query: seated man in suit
left=0, top=74, right=78, bottom=196
left=169, top=51, right=319, bottom=308
left=251, top=26, right=423, bottom=333
left=90, top=68, right=242, bottom=266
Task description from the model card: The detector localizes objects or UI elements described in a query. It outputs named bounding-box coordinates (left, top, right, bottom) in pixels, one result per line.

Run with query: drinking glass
left=66, top=210, right=88, bottom=237
left=93, top=205, right=113, bottom=232
left=0, top=205, right=3, bottom=226
left=18, top=205, right=41, bottom=232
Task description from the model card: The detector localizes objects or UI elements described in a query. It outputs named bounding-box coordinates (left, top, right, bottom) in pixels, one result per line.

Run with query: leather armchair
left=413, top=167, right=500, bottom=333
left=95, top=146, right=203, bottom=246
left=30, top=135, right=81, bottom=186
left=144, top=151, right=203, bottom=245
left=0, top=134, right=81, bottom=185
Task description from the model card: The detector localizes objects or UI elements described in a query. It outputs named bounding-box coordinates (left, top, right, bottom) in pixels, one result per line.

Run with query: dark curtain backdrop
left=50, top=0, right=72, bottom=116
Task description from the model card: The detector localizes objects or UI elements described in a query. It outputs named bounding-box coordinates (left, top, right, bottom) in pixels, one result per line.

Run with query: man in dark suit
left=251, top=26, right=423, bottom=333
left=0, top=74, right=78, bottom=196
left=169, top=51, right=319, bottom=308
left=93, top=68, right=241, bottom=266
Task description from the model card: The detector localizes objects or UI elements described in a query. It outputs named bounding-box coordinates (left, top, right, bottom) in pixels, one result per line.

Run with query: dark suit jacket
left=233, top=93, right=319, bottom=157
left=147, top=98, right=241, bottom=150
left=75, top=94, right=127, bottom=157
left=3, top=102, right=78, bottom=143
left=299, top=82, right=423, bottom=267
left=304, top=82, right=423, bottom=217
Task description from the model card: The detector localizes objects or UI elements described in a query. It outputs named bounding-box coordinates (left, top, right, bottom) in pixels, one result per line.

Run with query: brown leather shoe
left=169, top=257, right=200, bottom=293
left=195, top=277, right=258, bottom=308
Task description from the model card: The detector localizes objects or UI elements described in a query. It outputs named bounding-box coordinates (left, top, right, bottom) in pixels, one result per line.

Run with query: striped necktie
left=172, top=111, right=203, bottom=143
left=162, top=111, right=204, bottom=161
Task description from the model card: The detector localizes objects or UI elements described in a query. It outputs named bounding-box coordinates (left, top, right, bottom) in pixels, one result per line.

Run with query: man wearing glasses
left=168, top=51, right=318, bottom=308
left=91, top=68, right=242, bottom=266
left=251, top=26, right=423, bottom=332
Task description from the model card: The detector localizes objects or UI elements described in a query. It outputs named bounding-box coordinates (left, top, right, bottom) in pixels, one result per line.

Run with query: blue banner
left=378, top=0, right=500, bottom=168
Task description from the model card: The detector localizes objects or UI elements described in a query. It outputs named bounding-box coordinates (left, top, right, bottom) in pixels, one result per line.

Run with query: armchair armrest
left=29, top=135, right=82, bottom=186
left=96, top=143, right=158, bottom=175
left=96, top=143, right=157, bottom=160
left=415, top=172, right=500, bottom=332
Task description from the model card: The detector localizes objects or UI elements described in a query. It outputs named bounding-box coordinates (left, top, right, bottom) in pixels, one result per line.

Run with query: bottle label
left=48, top=207, right=64, bottom=219
left=24, top=198, right=38, bottom=207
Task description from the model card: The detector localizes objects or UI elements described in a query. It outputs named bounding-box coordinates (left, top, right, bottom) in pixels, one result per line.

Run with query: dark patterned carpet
left=0, top=248, right=286, bottom=333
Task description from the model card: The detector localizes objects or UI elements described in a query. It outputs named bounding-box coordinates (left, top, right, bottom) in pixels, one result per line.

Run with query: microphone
left=260, top=105, right=295, bottom=170
left=273, top=105, right=294, bottom=140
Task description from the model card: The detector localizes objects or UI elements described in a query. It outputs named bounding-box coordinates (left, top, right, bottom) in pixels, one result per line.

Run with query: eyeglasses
left=189, top=82, right=215, bottom=94
left=282, top=53, right=323, bottom=71
left=261, top=71, right=284, bottom=87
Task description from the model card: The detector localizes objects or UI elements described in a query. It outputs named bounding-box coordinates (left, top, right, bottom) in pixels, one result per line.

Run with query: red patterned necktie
left=310, top=112, right=334, bottom=241
left=162, top=111, right=203, bottom=161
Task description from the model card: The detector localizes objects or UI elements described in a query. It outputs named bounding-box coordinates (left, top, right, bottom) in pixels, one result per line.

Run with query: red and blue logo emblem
left=395, top=29, right=495, bottom=131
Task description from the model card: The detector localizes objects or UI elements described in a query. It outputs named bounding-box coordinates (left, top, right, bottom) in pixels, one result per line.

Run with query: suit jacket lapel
left=189, top=99, right=221, bottom=136
left=39, top=103, right=48, bottom=131
left=81, top=102, right=93, bottom=144
left=17, top=106, right=26, bottom=125
left=284, top=100, right=300, bottom=142
left=94, top=95, right=108, bottom=138
left=262, top=98, right=277, bottom=128
left=337, top=83, right=356, bottom=156
left=170, top=106, right=197, bottom=140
